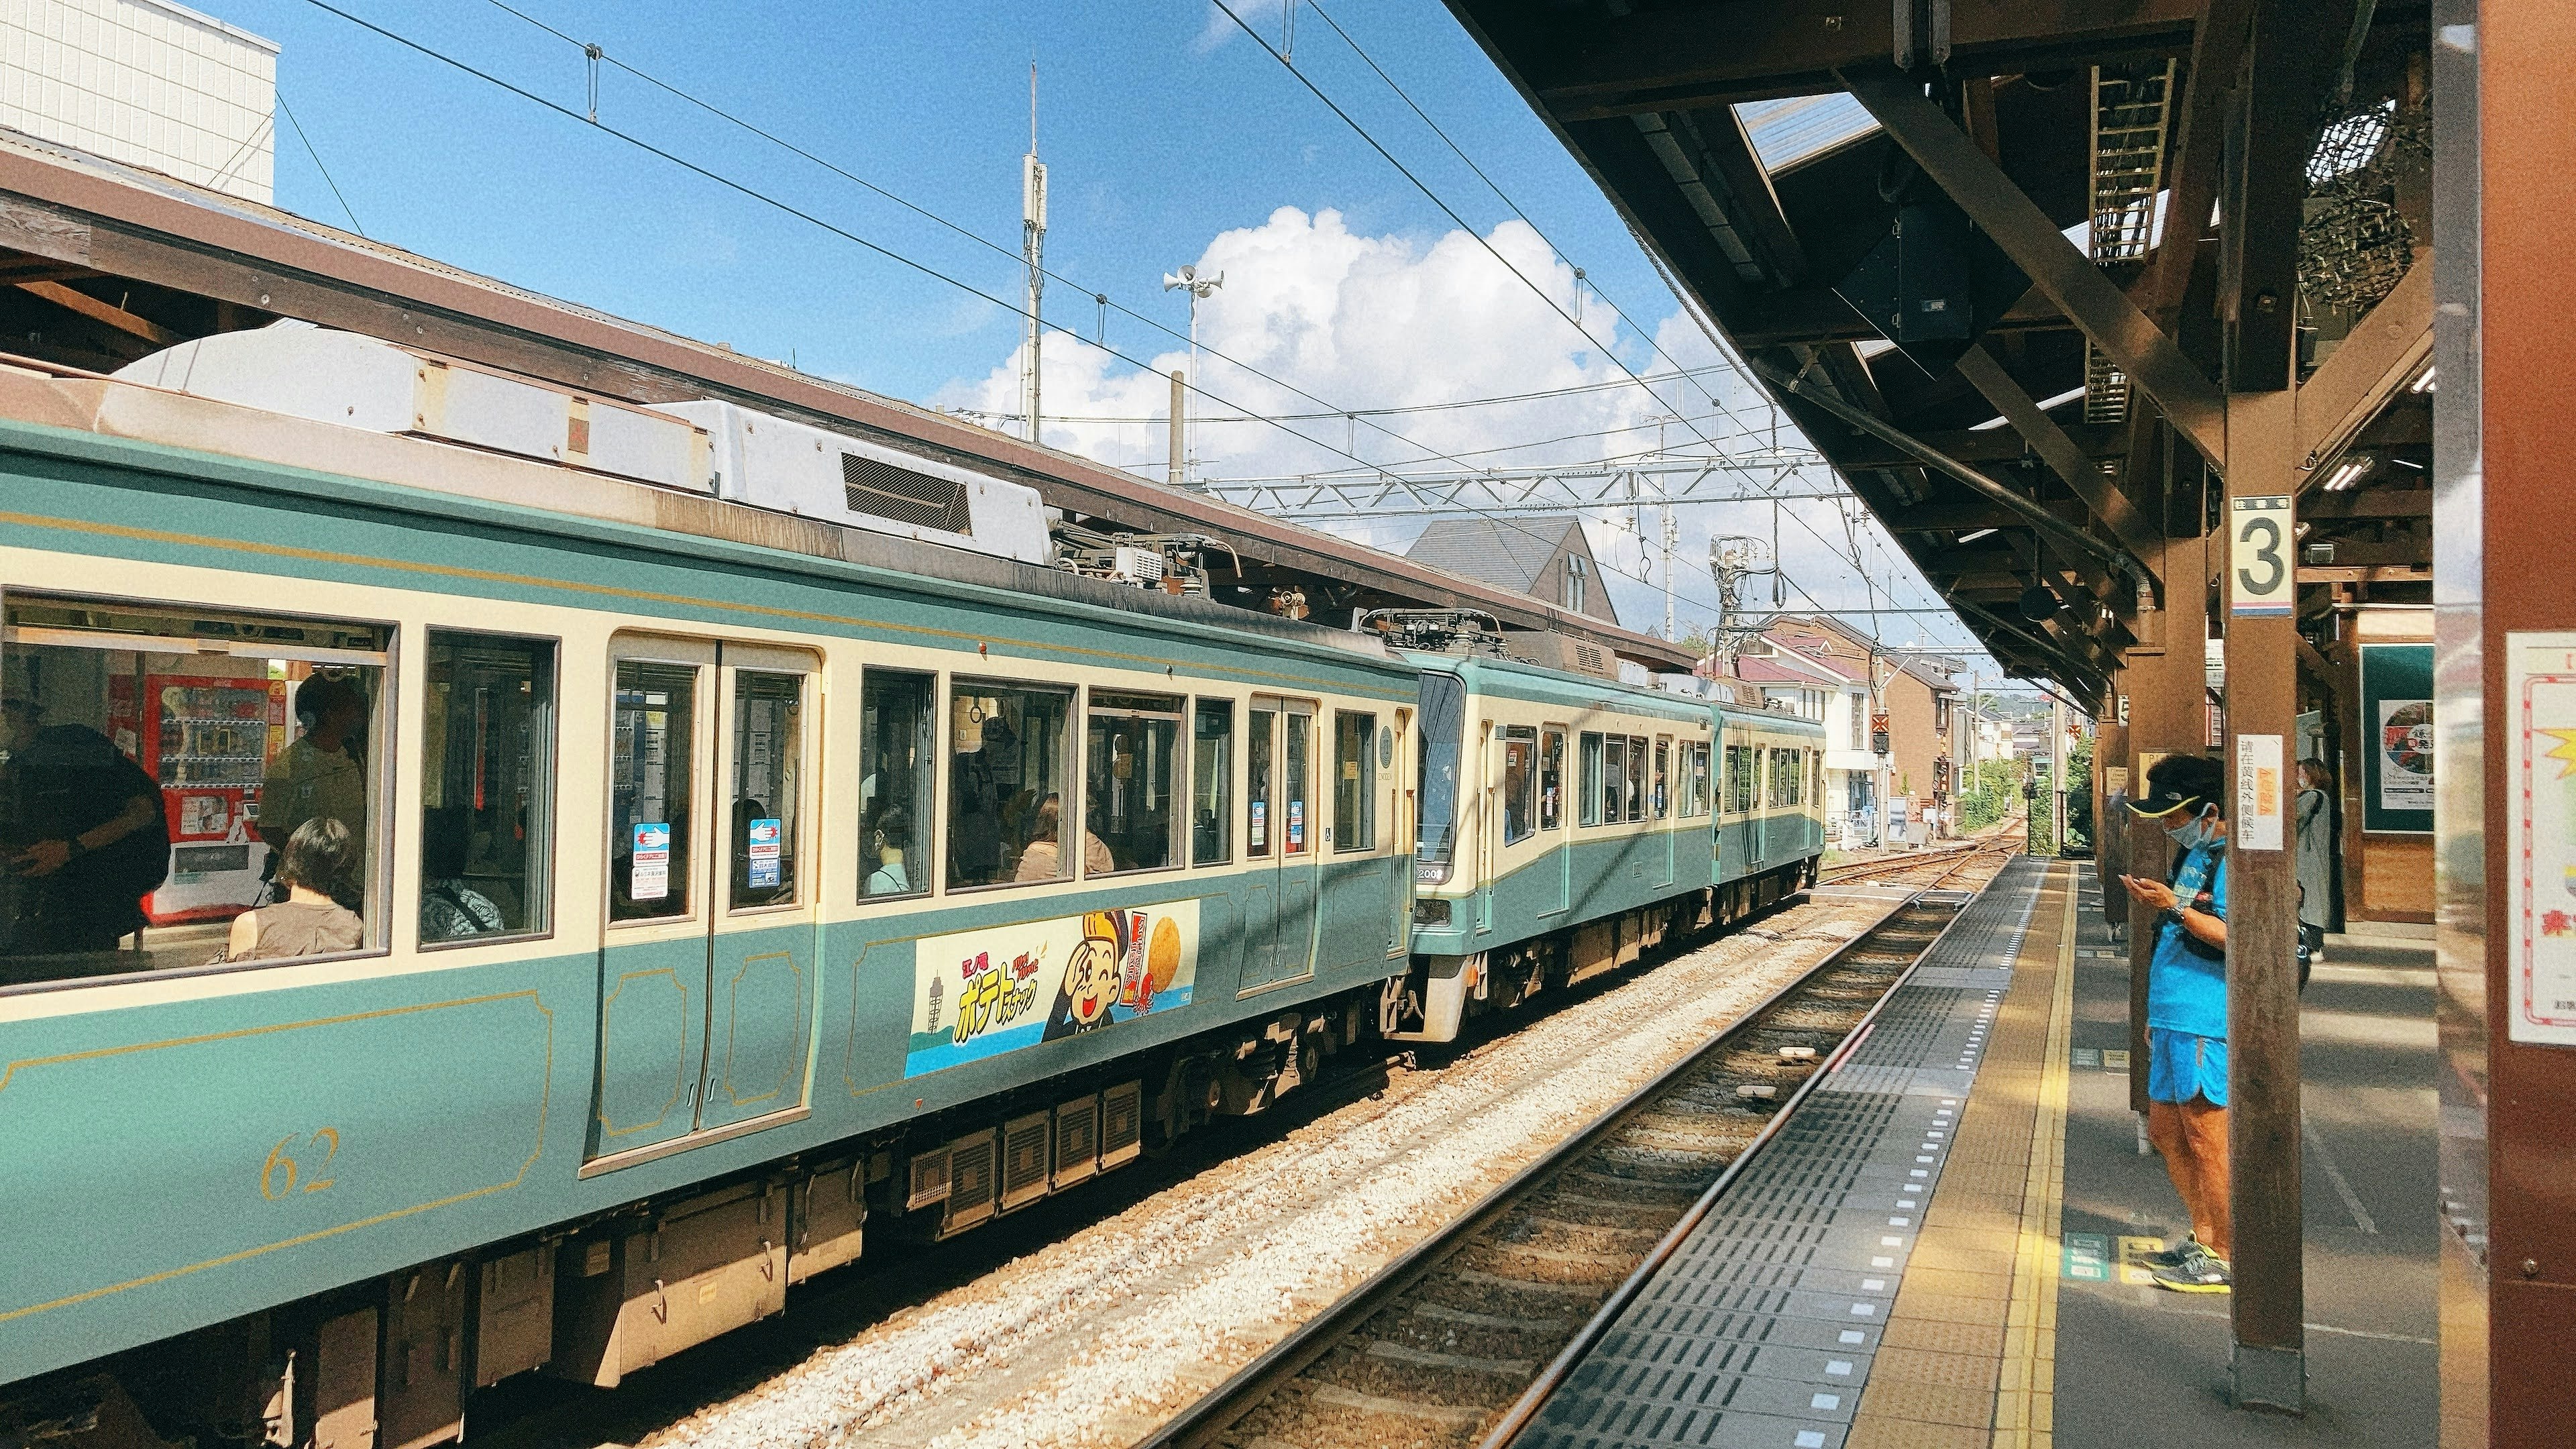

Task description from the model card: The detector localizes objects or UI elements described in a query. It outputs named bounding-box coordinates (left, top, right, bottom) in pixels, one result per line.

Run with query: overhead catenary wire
left=1294, top=0, right=1778, bottom=447
left=447, top=0, right=1768, bottom=623
left=475, top=0, right=1770, bottom=474
left=276, top=90, right=364, bottom=237
left=313, top=1, right=1975, bottom=655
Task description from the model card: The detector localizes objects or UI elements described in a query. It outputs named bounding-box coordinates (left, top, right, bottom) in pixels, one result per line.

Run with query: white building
left=0, top=0, right=278, bottom=204
left=1735, top=644, right=1880, bottom=847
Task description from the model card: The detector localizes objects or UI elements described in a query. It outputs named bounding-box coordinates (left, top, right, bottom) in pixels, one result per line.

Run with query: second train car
left=1392, top=649, right=1825, bottom=1041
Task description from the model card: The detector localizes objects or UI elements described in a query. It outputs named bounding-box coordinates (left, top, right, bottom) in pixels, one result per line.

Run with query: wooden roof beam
left=2295, top=256, right=2434, bottom=486
left=1843, top=72, right=2230, bottom=469
left=1955, top=343, right=2161, bottom=558
left=1519, top=0, right=2200, bottom=118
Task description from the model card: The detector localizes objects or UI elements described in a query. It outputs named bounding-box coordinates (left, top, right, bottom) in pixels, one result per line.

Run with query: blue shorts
left=2147, top=1028, right=2229, bottom=1106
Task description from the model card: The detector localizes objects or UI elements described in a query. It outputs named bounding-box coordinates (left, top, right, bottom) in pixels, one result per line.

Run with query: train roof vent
left=843, top=451, right=972, bottom=535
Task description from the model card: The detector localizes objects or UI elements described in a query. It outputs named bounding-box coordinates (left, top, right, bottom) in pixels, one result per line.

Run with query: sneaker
left=2150, top=1244, right=2233, bottom=1293
left=2136, top=1235, right=2196, bottom=1271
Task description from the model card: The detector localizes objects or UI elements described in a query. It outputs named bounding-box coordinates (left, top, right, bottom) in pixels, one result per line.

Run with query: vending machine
left=113, top=672, right=286, bottom=924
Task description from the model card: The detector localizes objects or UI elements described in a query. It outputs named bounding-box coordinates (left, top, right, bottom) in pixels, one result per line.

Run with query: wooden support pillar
left=2217, top=0, right=2320, bottom=1406
left=2222, top=387, right=2305, bottom=1409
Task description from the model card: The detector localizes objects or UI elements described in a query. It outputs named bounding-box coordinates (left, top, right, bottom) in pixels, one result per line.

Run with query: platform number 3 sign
left=2231, top=495, right=2294, bottom=618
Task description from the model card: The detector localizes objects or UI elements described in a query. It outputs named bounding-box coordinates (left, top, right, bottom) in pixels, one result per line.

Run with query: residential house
left=1731, top=641, right=1874, bottom=847
left=1762, top=616, right=1965, bottom=842
left=1406, top=515, right=1619, bottom=627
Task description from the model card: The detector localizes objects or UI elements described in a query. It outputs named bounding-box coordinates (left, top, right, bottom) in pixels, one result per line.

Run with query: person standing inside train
left=260, top=675, right=367, bottom=852
left=2117, top=753, right=2233, bottom=1293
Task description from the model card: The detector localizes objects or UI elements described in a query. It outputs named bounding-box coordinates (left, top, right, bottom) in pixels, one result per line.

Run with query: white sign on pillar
left=2236, top=732, right=2286, bottom=851
left=2230, top=495, right=2295, bottom=617
left=2506, top=631, right=2576, bottom=1045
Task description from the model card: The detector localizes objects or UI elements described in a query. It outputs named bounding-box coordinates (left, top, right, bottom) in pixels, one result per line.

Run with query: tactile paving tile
left=1516, top=861, right=2047, bottom=1449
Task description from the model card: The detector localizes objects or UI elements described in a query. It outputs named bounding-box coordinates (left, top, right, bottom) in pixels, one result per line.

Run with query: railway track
left=1815, top=824, right=2026, bottom=889
left=1141, top=863, right=2008, bottom=1449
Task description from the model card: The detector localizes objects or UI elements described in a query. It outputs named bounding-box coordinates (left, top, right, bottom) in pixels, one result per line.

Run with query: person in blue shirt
left=2118, top=753, right=2233, bottom=1293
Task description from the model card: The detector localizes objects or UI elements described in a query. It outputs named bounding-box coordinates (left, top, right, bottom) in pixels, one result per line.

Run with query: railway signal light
left=1870, top=712, right=1890, bottom=755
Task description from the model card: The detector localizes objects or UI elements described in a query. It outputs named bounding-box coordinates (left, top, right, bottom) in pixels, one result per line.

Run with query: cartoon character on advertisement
left=1045, top=910, right=1125, bottom=1040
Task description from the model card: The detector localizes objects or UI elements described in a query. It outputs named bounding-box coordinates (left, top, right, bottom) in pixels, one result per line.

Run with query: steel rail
left=1476, top=869, right=2004, bottom=1448
left=1137, top=883, right=1965, bottom=1449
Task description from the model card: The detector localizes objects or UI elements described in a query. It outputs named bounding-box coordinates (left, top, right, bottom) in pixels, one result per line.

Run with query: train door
left=1474, top=719, right=1498, bottom=934
left=591, top=639, right=816, bottom=1165
left=1242, top=696, right=1318, bottom=991
left=1275, top=700, right=1320, bottom=980
left=1752, top=743, right=1769, bottom=866
left=700, top=647, right=817, bottom=1130
left=1540, top=725, right=1570, bottom=916
left=1655, top=735, right=1677, bottom=888
left=1387, top=708, right=1413, bottom=958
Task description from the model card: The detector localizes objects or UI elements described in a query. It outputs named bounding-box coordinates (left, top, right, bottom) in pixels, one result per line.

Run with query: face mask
left=2165, top=807, right=2218, bottom=851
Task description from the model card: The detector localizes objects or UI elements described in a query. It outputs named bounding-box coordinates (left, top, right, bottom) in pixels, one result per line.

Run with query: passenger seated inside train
left=419, top=807, right=505, bottom=942
left=863, top=805, right=914, bottom=896
left=1015, top=794, right=1113, bottom=881
left=220, top=817, right=362, bottom=963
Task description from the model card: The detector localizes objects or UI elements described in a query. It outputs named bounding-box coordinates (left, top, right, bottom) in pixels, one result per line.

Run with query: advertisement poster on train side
left=905, top=902, right=1200, bottom=1077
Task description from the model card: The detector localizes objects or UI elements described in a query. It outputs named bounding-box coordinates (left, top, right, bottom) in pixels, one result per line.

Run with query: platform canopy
left=1445, top=0, right=2434, bottom=700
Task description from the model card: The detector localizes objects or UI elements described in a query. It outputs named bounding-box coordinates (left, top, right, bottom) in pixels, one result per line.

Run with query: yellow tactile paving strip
left=1848, top=862, right=2076, bottom=1449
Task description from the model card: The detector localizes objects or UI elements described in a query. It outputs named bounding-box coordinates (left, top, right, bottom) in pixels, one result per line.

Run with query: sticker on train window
left=1288, top=800, right=1305, bottom=849
left=1250, top=800, right=1267, bottom=848
left=746, top=818, right=782, bottom=888
left=906, top=902, right=1201, bottom=1077
left=631, top=822, right=672, bottom=901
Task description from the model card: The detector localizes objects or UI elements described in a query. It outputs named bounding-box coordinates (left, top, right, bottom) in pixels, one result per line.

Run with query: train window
left=1652, top=737, right=1672, bottom=820
left=611, top=660, right=698, bottom=922
left=1576, top=731, right=1603, bottom=827
left=1333, top=710, right=1376, bottom=852
left=729, top=672, right=804, bottom=909
left=1413, top=678, right=1464, bottom=879
left=1539, top=727, right=1564, bottom=833
left=1600, top=735, right=1626, bottom=826
left=948, top=681, right=1075, bottom=888
left=1725, top=744, right=1755, bottom=814
left=1250, top=702, right=1277, bottom=861
left=1284, top=708, right=1314, bottom=855
left=1626, top=735, right=1648, bottom=822
left=1684, top=742, right=1711, bottom=818
left=860, top=670, right=934, bottom=898
left=419, top=633, right=553, bottom=947
left=1087, top=692, right=1183, bottom=875
left=1192, top=699, right=1234, bottom=865
left=1, top=596, right=390, bottom=988
left=1499, top=725, right=1536, bottom=846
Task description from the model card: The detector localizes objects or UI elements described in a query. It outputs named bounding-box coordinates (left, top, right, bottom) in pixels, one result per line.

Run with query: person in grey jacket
left=2294, top=759, right=2334, bottom=977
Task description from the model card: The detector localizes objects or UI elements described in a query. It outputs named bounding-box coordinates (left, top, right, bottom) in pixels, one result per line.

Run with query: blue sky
left=212, top=0, right=2004, bottom=670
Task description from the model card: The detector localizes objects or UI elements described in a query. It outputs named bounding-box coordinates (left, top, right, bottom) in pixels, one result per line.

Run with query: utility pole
left=1167, top=370, right=1186, bottom=489
left=1161, top=264, right=1223, bottom=485
left=1019, top=63, right=1046, bottom=446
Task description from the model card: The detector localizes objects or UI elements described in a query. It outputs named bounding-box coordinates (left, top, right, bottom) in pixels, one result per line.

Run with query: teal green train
left=0, top=358, right=1819, bottom=1432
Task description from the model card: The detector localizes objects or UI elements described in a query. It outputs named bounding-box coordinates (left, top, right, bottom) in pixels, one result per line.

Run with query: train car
left=1389, top=647, right=1825, bottom=1041
left=0, top=343, right=1424, bottom=1428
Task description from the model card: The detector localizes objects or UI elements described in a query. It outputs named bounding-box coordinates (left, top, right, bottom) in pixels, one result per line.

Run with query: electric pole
left=1020, top=64, right=1046, bottom=446
left=1161, top=264, right=1223, bottom=486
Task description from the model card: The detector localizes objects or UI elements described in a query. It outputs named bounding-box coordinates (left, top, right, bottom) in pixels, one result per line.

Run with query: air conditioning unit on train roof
left=113, top=323, right=1052, bottom=567
left=114, top=321, right=715, bottom=494
left=647, top=400, right=1050, bottom=565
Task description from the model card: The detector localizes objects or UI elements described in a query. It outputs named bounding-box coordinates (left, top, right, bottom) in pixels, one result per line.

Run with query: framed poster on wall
left=2359, top=641, right=2434, bottom=835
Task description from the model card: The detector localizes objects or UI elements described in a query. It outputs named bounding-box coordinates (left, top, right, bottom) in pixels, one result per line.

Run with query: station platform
left=1515, top=857, right=2438, bottom=1449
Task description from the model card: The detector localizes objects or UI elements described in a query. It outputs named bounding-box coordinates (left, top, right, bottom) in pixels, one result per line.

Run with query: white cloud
left=930, top=205, right=1968, bottom=651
